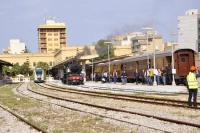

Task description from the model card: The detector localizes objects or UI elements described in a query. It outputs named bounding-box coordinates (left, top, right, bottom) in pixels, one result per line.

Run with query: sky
left=0, top=0, right=200, bottom=53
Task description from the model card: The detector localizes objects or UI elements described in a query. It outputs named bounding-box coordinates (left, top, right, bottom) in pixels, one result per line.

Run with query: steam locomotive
left=61, top=61, right=84, bottom=85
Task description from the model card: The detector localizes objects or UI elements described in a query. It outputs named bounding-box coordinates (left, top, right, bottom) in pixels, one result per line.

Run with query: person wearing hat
left=187, top=66, right=199, bottom=107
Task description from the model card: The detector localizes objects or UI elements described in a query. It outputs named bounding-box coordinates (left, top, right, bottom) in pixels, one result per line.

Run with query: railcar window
left=181, top=58, right=185, bottom=62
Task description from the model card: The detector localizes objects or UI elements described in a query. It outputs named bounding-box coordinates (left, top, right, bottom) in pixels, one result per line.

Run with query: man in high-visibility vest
left=187, top=66, right=199, bottom=107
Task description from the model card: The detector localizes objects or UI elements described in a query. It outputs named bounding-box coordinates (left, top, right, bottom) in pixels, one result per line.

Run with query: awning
left=0, top=60, right=13, bottom=66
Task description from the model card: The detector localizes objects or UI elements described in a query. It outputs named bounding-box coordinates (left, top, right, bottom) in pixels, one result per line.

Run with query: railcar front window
left=36, top=71, right=42, bottom=76
left=181, top=58, right=185, bottom=62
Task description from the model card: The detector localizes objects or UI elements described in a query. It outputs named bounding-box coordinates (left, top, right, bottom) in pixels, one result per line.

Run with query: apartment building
left=2, top=39, right=25, bottom=54
left=38, top=18, right=67, bottom=53
left=178, top=9, right=200, bottom=52
left=131, top=31, right=163, bottom=54
left=112, top=32, right=143, bottom=46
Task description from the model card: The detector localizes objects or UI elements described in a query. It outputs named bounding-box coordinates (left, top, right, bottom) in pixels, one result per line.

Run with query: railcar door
left=179, top=54, right=189, bottom=76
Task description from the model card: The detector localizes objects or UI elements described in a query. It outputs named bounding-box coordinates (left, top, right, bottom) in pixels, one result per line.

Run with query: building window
left=48, top=38, right=52, bottom=41
left=48, top=49, right=52, bottom=51
left=54, top=33, right=58, bottom=36
left=49, top=62, right=52, bottom=66
left=48, top=43, right=52, bottom=46
left=48, top=33, right=52, bottom=36
left=54, top=38, right=58, bottom=41
left=33, top=62, right=36, bottom=66
left=54, top=43, right=59, bottom=46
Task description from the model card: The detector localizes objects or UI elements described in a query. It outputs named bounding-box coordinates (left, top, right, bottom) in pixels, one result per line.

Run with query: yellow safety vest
left=187, top=72, right=198, bottom=89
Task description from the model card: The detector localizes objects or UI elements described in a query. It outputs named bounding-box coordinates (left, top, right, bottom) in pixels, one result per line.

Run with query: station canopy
left=0, top=59, right=13, bottom=66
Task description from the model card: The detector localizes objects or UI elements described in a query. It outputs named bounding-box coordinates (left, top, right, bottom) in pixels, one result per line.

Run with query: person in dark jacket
left=141, top=69, right=146, bottom=85
left=95, top=73, right=98, bottom=82
left=134, top=69, right=140, bottom=85
left=121, top=70, right=128, bottom=85
left=167, top=63, right=172, bottom=84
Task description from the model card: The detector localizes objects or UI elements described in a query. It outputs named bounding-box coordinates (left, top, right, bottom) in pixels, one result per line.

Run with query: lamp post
left=152, top=22, right=157, bottom=86
left=92, top=58, right=93, bottom=81
left=171, top=23, right=182, bottom=86
left=141, top=22, right=157, bottom=86
left=141, top=28, right=153, bottom=69
left=104, top=42, right=113, bottom=75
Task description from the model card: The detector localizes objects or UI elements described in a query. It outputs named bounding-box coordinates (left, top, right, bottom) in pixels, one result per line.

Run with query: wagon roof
left=122, top=50, right=172, bottom=63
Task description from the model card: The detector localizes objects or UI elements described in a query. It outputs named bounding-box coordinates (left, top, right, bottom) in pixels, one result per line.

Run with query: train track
left=40, top=83, right=200, bottom=109
left=15, top=83, right=171, bottom=132
left=0, top=84, right=48, bottom=133
left=32, top=83, right=200, bottom=129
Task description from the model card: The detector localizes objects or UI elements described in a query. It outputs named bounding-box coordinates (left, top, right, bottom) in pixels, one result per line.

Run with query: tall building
left=38, top=18, right=67, bottom=53
left=2, top=39, right=25, bottom=54
left=178, top=9, right=200, bottom=52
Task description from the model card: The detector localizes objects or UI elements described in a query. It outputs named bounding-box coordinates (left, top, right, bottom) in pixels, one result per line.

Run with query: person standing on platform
left=121, top=70, right=128, bottom=85
left=93, top=73, right=96, bottom=82
left=167, top=63, right=172, bottom=84
left=187, top=66, right=199, bottom=107
left=146, top=68, right=150, bottom=85
left=161, top=67, right=166, bottom=85
left=141, top=69, right=146, bottom=85
left=103, top=71, right=108, bottom=83
left=113, top=70, right=118, bottom=84
left=95, top=73, right=98, bottom=82
left=157, top=68, right=161, bottom=85
left=134, top=69, right=139, bottom=85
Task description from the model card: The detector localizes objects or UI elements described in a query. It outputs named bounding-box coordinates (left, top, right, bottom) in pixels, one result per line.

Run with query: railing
left=11, top=77, right=30, bottom=82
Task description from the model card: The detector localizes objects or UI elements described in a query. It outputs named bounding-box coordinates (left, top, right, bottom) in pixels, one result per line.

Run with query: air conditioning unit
left=142, top=46, right=146, bottom=51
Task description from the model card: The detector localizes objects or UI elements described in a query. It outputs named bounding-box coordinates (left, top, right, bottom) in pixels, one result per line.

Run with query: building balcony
left=40, top=36, right=46, bottom=39
left=60, top=41, right=66, bottom=44
left=40, top=41, right=46, bottom=44
left=60, top=36, right=65, bottom=39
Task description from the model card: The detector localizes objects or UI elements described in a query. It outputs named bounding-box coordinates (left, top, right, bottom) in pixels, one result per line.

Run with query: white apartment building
left=2, top=39, right=25, bottom=54
left=178, top=9, right=200, bottom=52
left=112, top=32, right=144, bottom=46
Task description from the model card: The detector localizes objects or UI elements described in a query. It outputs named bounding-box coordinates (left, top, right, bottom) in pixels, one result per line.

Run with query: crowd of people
left=91, top=63, right=173, bottom=86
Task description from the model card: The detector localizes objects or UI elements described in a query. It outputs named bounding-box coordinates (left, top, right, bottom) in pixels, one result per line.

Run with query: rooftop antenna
left=44, top=12, right=47, bottom=22
left=57, top=17, right=60, bottom=22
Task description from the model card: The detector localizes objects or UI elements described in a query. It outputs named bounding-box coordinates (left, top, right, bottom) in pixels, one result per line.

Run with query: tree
left=10, top=63, right=21, bottom=76
left=22, top=46, right=31, bottom=53
left=36, top=62, right=49, bottom=71
left=2, top=66, right=10, bottom=76
left=93, top=39, right=115, bottom=62
left=20, top=62, right=31, bottom=76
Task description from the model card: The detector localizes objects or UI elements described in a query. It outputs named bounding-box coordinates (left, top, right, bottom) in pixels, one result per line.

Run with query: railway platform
left=50, top=80, right=197, bottom=94
left=84, top=81, right=189, bottom=94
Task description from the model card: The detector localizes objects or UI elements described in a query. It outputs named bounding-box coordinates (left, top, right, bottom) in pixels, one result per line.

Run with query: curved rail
left=0, top=84, right=48, bottom=133
left=16, top=83, right=169, bottom=132
left=31, top=84, right=200, bottom=128
left=41, top=83, right=199, bottom=109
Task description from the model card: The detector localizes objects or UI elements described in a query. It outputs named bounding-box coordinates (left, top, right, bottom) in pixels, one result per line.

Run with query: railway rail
left=32, top=83, right=200, bottom=129
left=0, top=84, right=48, bottom=133
left=40, top=83, right=200, bottom=109
left=16, top=83, right=170, bottom=132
